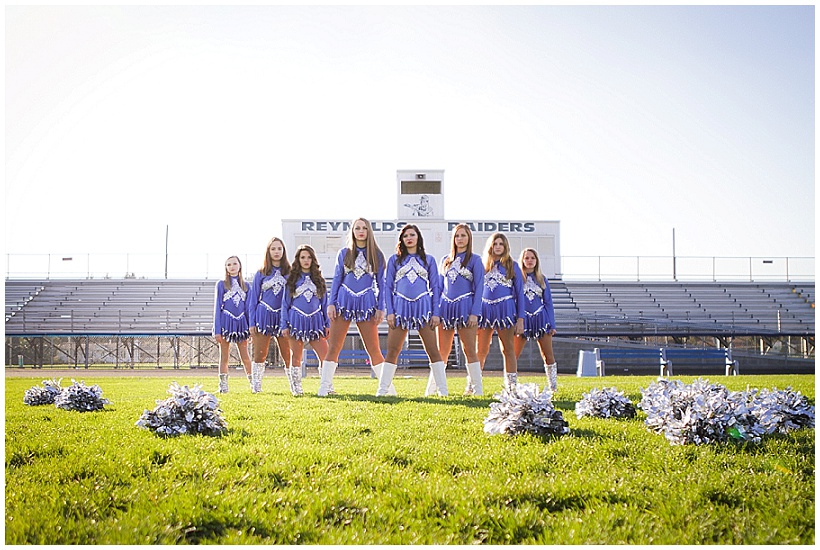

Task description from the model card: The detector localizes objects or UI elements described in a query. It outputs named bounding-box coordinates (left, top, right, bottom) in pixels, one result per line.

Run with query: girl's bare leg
left=218, top=339, right=231, bottom=374
left=417, top=325, right=442, bottom=363
left=357, top=319, right=385, bottom=365
left=458, top=325, right=479, bottom=364
left=252, top=332, right=272, bottom=363
left=326, top=317, right=352, bottom=362
left=537, top=333, right=556, bottom=365
left=513, top=334, right=526, bottom=360
left=237, top=340, right=252, bottom=375
left=385, top=326, right=408, bottom=365
left=275, top=335, right=291, bottom=367
left=477, top=328, right=494, bottom=371
left=496, top=327, right=517, bottom=374
left=437, top=327, right=456, bottom=365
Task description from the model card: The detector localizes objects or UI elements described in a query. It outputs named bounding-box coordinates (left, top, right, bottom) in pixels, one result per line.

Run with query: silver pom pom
left=575, top=387, right=636, bottom=419
left=23, top=378, right=64, bottom=406
left=483, top=383, right=569, bottom=437
left=743, top=386, right=815, bottom=434
left=638, top=378, right=765, bottom=445
left=136, top=382, right=227, bottom=437
left=53, top=379, right=110, bottom=412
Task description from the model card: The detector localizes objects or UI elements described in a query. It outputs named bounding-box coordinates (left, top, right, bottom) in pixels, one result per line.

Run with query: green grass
left=5, top=373, right=815, bottom=544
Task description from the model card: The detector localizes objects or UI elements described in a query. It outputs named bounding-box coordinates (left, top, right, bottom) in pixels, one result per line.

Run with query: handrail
left=5, top=253, right=815, bottom=282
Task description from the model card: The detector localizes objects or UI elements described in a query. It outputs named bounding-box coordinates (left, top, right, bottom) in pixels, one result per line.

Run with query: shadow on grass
left=306, top=392, right=496, bottom=409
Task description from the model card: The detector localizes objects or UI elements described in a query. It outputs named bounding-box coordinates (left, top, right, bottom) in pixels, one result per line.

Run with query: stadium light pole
left=672, top=228, right=677, bottom=281
left=164, top=224, right=169, bottom=279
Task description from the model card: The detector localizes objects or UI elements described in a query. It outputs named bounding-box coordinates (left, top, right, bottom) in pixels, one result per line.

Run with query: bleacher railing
left=4, top=253, right=815, bottom=282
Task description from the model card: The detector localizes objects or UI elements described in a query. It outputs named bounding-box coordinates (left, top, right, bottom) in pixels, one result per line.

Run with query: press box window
left=401, top=181, right=442, bottom=195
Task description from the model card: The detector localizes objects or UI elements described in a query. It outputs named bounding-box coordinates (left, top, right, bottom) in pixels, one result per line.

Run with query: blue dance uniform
left=328, top=246, right=385, bottom=322
left=521, top=273, right=556, bottom=340
left=248, top=267, right=288, bottom=336
left=479, top=260, right=526, bottom=330
left=439, top=252, right=484, bottom=330
left=213, top=277, right=250, bottom=343
left=283, top=273, right=330, bottom=342
left=385, top=253, right=441, bottom=330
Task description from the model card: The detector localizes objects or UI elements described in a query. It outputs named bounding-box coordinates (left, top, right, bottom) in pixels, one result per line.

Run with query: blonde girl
left=213, top=255, right=253, bottom=393
left=514, top=248, right=558, bottom=392
left=476, top=233, right=525, bottom=391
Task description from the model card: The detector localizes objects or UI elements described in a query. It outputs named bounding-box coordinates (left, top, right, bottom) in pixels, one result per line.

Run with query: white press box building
left=282, top=169, right=561, bottom=279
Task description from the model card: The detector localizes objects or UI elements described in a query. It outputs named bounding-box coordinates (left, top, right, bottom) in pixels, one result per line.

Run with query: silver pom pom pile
left=745, top=386, right=815, bottom=434
left=575, top=387, right=637, bottom=419
left=136, top=382, right=228, bottom=437
left=637, top=378, right=805, bottom=446
left=483, top=383, right=569, bottom=437
left=23, top=378, right=64, bottom=406
left=53, top=379, right=111, bottom=412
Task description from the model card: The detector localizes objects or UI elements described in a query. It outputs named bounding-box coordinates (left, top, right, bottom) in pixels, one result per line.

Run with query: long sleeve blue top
left=384, top=253, right=441, bottom=318
left=440, top=251, right=484, bottom=318
left=482, top=260, right=526, bottom=321
left=213, top=277, right=249, bottom=336
left=328, top=246, right=386, bottom=311
left=522, top=273, right=556, bottom=330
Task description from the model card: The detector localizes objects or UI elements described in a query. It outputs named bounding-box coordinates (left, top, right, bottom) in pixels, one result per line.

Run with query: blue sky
left=5, top=5, right=814, bottom=266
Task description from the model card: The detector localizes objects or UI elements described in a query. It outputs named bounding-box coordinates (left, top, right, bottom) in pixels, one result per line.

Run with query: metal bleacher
left=4, top=278, right=815, bottom=338
left=552, top=280, right=815, bottom=337
left=5, top=279, right=214, bottom=335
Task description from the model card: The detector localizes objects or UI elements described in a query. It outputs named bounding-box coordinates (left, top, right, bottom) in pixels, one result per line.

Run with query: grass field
left=5, top=373, right=815, bottom=544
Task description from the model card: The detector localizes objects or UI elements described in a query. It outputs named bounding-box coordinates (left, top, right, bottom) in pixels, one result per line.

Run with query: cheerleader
left=377, top=224, right=447, bottom=396
left=282, top=245, right=330, bottom=396
left=323, top=218, right=391, bottom=397
left=476, top=233, right=526, bottom=390
left=433, top=223, right=484, bottom=396
left=213, top=255, right=253, bottom=393
left=514, top=248, right=558, bottom=392
left=247, top=237, right=292, bottom=394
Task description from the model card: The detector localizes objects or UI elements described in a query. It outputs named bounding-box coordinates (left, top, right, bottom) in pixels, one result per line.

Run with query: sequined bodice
left=344, top=250, right=370, bottom=280
left=261, top=269, right=287, bottom=296
left=485, top=264, right=513, bottom=291
left=445, top=256, right=473, bottom=284
left=395, top=256, right=429, bottom=284
left=223, top=278, right=246, bottom=306
left=295, top=276, right=318, bottom=302
left=523, top=275, right=544, bottom=301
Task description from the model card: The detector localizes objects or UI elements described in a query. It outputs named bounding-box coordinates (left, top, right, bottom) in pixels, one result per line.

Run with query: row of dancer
left=213, top=218, right=557, bottom=397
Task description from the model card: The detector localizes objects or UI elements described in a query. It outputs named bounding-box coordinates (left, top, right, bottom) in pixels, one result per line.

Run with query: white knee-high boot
left=429, top=361, right=448, bottom=396
left=289, top=364, right=303, bottom=396
left=376, top=362, right=398, bottom=396
left=546, top=362, right=558, bottom=393
left=504, top=371, right=518, bottom=390
left=251, top=362, right=264, bottom=393
left=425, top=370, right=438, bottom=396
left=218, top=373, right=229, bottom=394
left=372, top=362, right=396, bottom=396
left=465, top=361, right=483, bottom=396
left=283, top=367, right=296, bottom=395
left=318, top=360, right=337, bottom=396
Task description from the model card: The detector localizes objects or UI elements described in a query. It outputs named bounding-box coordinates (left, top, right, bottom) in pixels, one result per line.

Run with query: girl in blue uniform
left=248, top=237, right=292, bottom=394
left=476, top=233, right=526, bottom=390
left=433, top=223, right=484, bottom=396
left=213, top=255, right=253, bottom=393
left=282, top=245, right=329, bottom=396
left=514, top=248, right=558, bottom=392
left=322, top=218, right=390, bottom=396
left=377, top=224, right=447, bottom=396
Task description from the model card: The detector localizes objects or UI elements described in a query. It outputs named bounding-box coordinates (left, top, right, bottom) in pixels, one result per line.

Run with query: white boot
left=504, top=371, right=518, bottom=390
left=425, top=370, right=438, bottom=396
left=283, top=367, right=295, bottom=395
left=546, top=362, right=558, bottom=393
left=289, top=364, right=303, bottom=396
left=251, top=362, right=264, bottom=393
left=372, top=362, right=396, bottom=396
left=218, top=373, right=229, bottom=394
left=465, top=361, right=483, bottom=396
left=246, top=373, right=254, bottom=391
left=429, top=361, right=448, bottom=396
left=376, top=362, right=398, bottom=396
left=318, top=360, right=337, bottom=396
